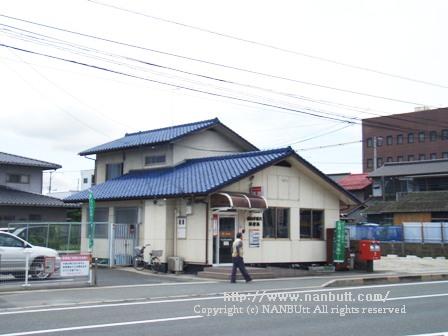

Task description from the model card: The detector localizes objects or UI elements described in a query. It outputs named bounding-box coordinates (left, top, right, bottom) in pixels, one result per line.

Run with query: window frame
left=442, top=129, right=448, bottom=140
left=430, top=131, right=437, bottom=142
left=300, top=209, right=324, bottom=240
left=407, top=133, right=414, bottom=144
left=386, top=136, right=393, bottom=146
left=366, top=138, right=373, bottom=148
left=262, top=207, right=290, bottom=239
left=397, top=134, right=403, bottom=144
left=418, top=131, right=425, bottom=143
left=105, top=163, right=123, bottom=181
left=7, top=174, right=30, bottom=184
left=144, top=154, right=167, bottom=166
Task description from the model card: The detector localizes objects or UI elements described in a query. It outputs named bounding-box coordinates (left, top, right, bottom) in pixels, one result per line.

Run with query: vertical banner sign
left=333, top=220, right=346, bottom=263
left=88, top=190, right=96, bottom=251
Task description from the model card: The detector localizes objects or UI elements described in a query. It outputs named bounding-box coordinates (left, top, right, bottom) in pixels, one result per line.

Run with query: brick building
left=362, top=108, right=448, bottom=172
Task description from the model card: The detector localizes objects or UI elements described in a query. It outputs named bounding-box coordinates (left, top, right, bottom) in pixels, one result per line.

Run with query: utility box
left=168, top=257, right=184, bottom=272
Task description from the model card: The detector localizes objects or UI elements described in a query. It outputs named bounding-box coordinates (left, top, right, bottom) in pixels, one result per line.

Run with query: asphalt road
left=1, top=278, right=448, bottom=336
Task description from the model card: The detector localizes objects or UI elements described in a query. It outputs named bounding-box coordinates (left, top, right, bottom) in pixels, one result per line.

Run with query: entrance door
left=218, top=217, right=235, bottom=264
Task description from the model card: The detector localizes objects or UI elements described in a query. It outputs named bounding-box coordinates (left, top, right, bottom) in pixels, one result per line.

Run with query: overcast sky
left=1, top=0, right=447, bottom=193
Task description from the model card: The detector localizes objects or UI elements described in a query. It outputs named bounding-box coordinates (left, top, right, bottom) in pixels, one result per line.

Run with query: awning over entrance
left=210, top=192, right=268, bottom=210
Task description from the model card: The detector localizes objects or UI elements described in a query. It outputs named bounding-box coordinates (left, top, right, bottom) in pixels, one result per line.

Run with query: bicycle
left=133, top=244, right=163, bottom=272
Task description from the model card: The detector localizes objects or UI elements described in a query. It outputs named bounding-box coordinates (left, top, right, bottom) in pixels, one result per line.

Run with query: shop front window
left=263, top=208, right=289, bottom=238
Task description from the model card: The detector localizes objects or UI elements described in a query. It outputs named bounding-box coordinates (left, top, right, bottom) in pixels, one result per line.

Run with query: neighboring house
left=0, top=152, right=79, bottom=225
left=362, top=107, right=448, bottom=172
left=336, top=173, right=372, bottom=224
left=65, top=118, right=359, bottom=267
left=80, top=169, right=94, bottom=190
left=364, top=158, right=448, bottom=224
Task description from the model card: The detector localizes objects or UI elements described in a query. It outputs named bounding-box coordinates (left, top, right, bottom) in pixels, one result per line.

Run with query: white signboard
left=249, top=229, right=260, bottom=248
left=177, top=217, right=187, bottom=239
left=60, top=255, right=90, bottom=277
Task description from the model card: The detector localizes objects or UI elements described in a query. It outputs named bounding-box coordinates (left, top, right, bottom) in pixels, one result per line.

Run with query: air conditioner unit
left=168, top=256, right=184, bottom=272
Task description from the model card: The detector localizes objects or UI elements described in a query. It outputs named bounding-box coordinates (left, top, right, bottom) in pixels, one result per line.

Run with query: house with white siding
left=65, top=118, right=358, bottom=268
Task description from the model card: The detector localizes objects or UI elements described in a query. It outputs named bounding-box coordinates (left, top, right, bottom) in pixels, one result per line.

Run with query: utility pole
left=48, top=171, right=54, bottom=194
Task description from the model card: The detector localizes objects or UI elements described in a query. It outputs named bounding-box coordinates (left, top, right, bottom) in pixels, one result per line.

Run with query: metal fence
left=348, top=222, right=448, bottom=243
left=7, top=222, right=81, bottom=252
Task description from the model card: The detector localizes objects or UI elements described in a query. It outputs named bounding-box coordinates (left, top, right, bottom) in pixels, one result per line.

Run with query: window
left=377, top=157, right=383, bottom=167
left=442, top=129, right=448, bottom=140
left=397, top=156, right=404, bottom=162
left=386, top=136, right=393, bottom=145
left=407, top=133, right=414, bottom=144
left=419, top=154, right=426, bottom=161
left=443, top=152, right=448, bottom=159
left=430, top=153, right=437, bottom=160
left=0, top=233, right=24, bottom=247
left=300, top=209, right=324, bottom=239
left=86, top=207, right=109, bottom=239
left=376, top=137, right=383, bottom=147
left=386, top=157, right=393, bottom=162
left=366, top=138, right=373, bottom=148
left=7, top=174, right=30, bottom=184
left=408, top=155, right=415, bottom=161
left=145, top=155, right=166, bottom=166
left=115, top=207, right=139, bottom=224
left=397, top=134, right=403, bottom=144
left=105, top=163, right=123, bottom=181
left=366, top=159, right=373, bottom=169
left=418, top=131, right=425, bottom=143
left=430, top=131, right=437, bottom=142
left=263, top=208, right=289, bottom=238
left=83, top=178, right=88, bottom=184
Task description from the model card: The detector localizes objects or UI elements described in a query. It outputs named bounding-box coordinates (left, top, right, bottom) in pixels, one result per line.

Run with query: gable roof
left=0, top=186, right=79, bottom=208
left=338, top=173, right=372, bottom=191
left=369, top=159, right=448, bottom=178
left=0, top=152, right=61, bottom=170
left=79, top=118, right=258, bottom=156
left=65, top=147, right=359, bottom=205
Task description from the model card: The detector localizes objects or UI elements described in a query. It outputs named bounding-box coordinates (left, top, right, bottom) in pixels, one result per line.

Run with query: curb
left=324, top=273, right=448, bottom=287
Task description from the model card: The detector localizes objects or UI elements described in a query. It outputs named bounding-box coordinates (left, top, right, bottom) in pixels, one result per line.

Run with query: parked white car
left=0, top=231, right=60, bottom=279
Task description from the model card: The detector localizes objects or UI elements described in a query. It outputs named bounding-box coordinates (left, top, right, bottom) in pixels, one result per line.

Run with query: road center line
left=0, top=315, right=203, bottom=336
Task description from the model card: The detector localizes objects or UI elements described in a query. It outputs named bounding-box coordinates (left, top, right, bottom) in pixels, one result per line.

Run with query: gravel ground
left=375, top=255, right=448, bottom=273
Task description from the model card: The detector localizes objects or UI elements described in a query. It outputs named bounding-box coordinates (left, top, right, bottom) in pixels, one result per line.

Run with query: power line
left=3, top=41, right=446, bottom=139
left=0, top=15, right=431, bottom=106
left=5, top=22, right=448, bottom=135
left=87, top=0, right=448, bottom=90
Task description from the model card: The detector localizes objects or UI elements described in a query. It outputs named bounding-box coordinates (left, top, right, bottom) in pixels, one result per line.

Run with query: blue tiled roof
left=65, top=148, right=294, bottom=202
left=79, top=118, right=222, bottom=155
left=0, top=152, right=61, bottom=170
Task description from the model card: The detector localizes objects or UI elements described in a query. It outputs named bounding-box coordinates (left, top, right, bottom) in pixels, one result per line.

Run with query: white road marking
left=0, top=280, right=218, bottom=294
left=405, top=332, right=448, bottom=336
left=1, top=280, right=448, bottom=316
left=387, top=293, right=448, bottom=301
left=0, top=315, right=203, bottom=336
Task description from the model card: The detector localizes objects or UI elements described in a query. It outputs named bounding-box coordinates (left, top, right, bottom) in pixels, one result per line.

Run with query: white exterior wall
left=173, top=130, right=243, bottom=164
left=216, top=159, right=341, bottom=264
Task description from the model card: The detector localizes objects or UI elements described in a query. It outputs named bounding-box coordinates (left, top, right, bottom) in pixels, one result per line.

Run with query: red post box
left=358, top=240, right=381, bottom=261
left=357, top=240, right=381, bottom=272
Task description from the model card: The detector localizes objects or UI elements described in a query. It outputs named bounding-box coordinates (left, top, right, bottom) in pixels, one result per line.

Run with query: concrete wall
left=381, top=242, right=448, bottom=258
left=0, top=165, right=43, bottom=193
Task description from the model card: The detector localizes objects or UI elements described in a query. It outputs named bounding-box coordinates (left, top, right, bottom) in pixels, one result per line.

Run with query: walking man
left=230, top=232, right=252, bottom=283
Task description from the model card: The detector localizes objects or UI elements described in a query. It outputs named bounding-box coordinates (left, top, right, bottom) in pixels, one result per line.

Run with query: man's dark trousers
left=231, top=256, right=252, bottom=282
